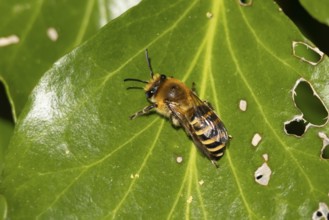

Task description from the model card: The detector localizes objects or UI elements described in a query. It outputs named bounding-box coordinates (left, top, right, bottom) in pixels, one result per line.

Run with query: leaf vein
left=109, top=120, right=166, bottom=219
left=221, top=0, right=316, bottom=201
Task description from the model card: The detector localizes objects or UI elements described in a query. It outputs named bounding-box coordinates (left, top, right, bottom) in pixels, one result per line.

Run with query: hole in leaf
left=254, top=154, right=272, bottom=186
left=312, top=202, right=329, bottom=220
left=292, top=41, right=324, bottom=65
left=0, top=81, right=14, bottom=123
left=321, top=146, right=329, bottom=160
left=316, top=211, right=322, bottom=217
left=284, top=117, right=308, bottom=137
left=239, top=0, right=252, bottom=6
left=293, top=79, right=328, bottom=126
left=284, top=79, right=328, bottom=137
left=254, top=162, right=271, bottom=186
left=256, top=174, right=263, bottom=180
left=318, top=132, right=329, bottom=160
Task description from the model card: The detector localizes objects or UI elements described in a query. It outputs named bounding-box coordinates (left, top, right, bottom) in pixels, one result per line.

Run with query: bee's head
left=144, top=74, right=166, bottom=99
left=123, top=73, right=167, bottom=99
left=124, top=49, right=168, bottom=100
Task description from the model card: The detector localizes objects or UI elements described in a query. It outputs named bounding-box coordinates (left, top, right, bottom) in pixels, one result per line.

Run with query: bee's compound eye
left=160, top=74, right=166, bottom=80
left=146, top=91, right=152, bottom=98
left=146, top=88, right=156, bottom=98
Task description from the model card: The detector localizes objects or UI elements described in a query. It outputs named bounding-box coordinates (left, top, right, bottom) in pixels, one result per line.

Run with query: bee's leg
left=211, top=160, right=219, bottom=168
left=191, top=82, right=197, bottom=94
left=129, top=104, right=157, bottom=120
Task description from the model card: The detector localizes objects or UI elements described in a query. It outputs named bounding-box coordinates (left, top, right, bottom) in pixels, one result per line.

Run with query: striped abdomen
left=189, top=105, right=228, bottom=160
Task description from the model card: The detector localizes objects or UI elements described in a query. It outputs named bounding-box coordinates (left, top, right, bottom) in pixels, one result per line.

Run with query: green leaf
left=0, top=194, right=8, bottom=220
left=0, top=0, right=140, bottom=120
left=300, top=0, right=329, bottom=26
left=0, top=118, right=14, bottom=176
left=2, top=0, right=329, bottom=219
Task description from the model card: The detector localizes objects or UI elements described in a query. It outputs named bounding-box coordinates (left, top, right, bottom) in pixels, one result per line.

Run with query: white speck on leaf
left=239, top=99, right=247, bottom=111
left=206, top=12, right=213, bottom=19
left=0, top=35, right=19, bottom=47
left=187, top=195, right=193, bottom=204
left=176, top=156, right=183, bottom=163
left=251, top=133, right=262, bottom=147
left=47, top=27, right=58, bottom=41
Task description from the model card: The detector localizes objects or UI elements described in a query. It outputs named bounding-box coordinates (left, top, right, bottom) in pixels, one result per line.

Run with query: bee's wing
left=190, top=93, right=229, bottom=144
left=166, top=100, right=215, bottom=161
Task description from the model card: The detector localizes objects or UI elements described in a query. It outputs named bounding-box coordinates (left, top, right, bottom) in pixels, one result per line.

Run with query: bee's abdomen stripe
left=200, top=136, right=217, bottom=145
left=190, top=117, right=198, bottom=125
left=214, top=151, right=224, bottom=157
left=207, top=142, right=225, bottom=158
left=189, top=106, right=227, bottom=159
left=198, top=129, right=226, bottom=158
left=206, top=143, right=225, bottom=152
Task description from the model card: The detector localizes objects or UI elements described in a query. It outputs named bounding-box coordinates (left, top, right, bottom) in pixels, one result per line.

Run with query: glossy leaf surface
left=300, top=0, right=329, bottom=26
left=2, top=0, right=329, bottom=219
left=0, top=0, right=140, bottom=119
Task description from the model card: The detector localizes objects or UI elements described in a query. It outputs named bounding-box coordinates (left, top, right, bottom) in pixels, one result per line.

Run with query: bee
left=124, top=50, right=230, bottom=167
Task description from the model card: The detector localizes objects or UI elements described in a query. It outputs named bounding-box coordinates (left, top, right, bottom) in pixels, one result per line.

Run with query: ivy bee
left=124, top=50, right=230, bottom=167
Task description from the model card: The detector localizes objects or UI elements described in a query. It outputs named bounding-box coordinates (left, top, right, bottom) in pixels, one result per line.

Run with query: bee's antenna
left=126, top=86, right=144, bottom=90
left=124, top=78, right=148, bottom=83
left=145, top=49, right=154, bottom=79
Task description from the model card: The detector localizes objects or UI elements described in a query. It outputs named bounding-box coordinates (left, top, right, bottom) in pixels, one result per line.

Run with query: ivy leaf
left=0, top=118, right=13, bottom=176
left=300, top=0, right=329, bottom=26
left=2, top=0, right=329, bottom=219
left=0, top=118, right=13, bottom=219
left=0, top=0, right=140, bottom=120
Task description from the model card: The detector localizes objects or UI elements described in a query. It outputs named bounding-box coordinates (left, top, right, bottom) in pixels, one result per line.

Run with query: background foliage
left=0, top=0, right=328, bottom=219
